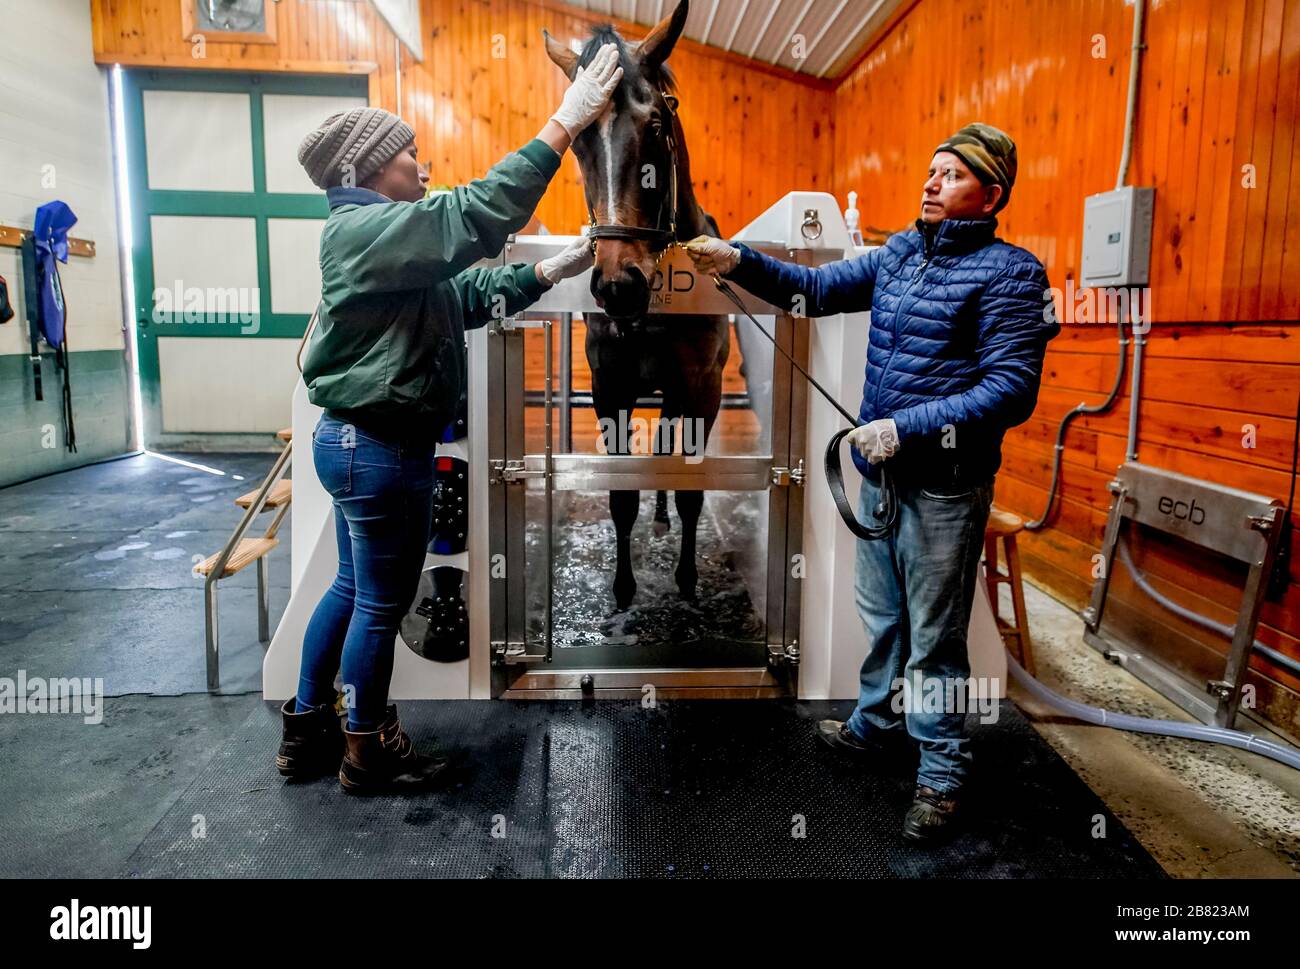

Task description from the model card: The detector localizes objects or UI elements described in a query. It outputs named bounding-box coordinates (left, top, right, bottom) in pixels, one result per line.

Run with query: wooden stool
left=983, top=508, right=1035, bottom=676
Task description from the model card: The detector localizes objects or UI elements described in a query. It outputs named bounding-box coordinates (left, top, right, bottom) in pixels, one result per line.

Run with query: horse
left=545, top=0, right=729, bottom=611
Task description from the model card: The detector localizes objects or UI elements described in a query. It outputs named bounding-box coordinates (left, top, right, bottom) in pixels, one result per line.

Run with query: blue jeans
left=296, top=414, right=436, bottom=731
left=845, top=472, right=994, bottom=794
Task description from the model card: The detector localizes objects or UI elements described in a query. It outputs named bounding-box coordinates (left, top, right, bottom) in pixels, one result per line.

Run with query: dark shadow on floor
left=122, top=699, right=1167, bottom=879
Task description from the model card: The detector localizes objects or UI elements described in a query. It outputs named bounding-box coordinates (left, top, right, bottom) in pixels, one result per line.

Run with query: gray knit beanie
left=297, top=107, right=416, bottom=190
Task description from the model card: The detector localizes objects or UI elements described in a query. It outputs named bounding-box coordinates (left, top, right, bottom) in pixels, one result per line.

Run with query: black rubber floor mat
left=123, top=698, right=1166, bottom=878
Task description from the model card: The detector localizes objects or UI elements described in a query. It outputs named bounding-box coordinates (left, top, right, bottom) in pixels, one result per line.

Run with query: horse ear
left=543, top=29, right=580, bottom=80
left=637, top=0, right=688, bottom=69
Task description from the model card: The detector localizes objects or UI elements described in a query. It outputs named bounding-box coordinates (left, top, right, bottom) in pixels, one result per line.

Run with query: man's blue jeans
left=845, top=471, right=994, bottom=794
left=296, top=414, right=436, bottom=731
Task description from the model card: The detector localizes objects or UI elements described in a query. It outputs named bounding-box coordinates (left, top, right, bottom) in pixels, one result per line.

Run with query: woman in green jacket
left=277, top=45, right=623, bottom=794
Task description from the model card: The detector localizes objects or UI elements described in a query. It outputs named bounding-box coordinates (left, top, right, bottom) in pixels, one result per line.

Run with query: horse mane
left=578, top=24, right=677, bottom=96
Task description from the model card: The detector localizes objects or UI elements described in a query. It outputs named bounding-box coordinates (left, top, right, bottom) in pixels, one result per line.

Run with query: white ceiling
left=549, top=0, right=904, bottom=79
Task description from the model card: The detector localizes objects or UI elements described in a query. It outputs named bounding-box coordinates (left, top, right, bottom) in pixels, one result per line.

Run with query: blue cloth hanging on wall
left=21, top=200, right=79, bottom=452
left=33, top=200, right=76, bottom=348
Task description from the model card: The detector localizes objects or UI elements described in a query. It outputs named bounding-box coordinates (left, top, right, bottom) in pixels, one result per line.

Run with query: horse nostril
left=598, top=275, right=645, bottom=316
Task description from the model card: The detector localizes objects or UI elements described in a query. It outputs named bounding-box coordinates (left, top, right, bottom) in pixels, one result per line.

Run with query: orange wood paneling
left=831, top=0, right=1300, bottom=324
left=401, top=0, right=832, bottom=238
left=830, top=0, right=1300, bottom=726
left=91, top=0, right=390, bottom=74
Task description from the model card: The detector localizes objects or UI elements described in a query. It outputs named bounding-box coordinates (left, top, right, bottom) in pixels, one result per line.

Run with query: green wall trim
left=0, top=349, right=131, bottom=489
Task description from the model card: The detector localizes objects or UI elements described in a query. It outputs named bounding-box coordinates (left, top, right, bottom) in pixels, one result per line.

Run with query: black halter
left=586, top=92, right=681, bottom=253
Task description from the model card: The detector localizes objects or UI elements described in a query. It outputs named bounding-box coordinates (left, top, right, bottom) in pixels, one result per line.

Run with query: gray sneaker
left=815, top=719, right=918, bottom=767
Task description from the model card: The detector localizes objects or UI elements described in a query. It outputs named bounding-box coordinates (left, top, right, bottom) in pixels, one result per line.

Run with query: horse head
left=545, top=0, right=690, bottom=321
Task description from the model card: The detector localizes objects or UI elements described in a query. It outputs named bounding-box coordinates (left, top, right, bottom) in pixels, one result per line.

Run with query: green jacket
left=302, top=139, right=561, bottom=439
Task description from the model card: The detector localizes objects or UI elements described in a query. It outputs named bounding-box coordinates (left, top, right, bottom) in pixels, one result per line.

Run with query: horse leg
left=592, top=365, right=642, bottom=611
left=670, top=333, right=725, bottom=604
left=610, top=488, right=639, bottom=610
left=654, top=491, right=670, bottom=536
left=653, top=416, right=675, bottom=537
left=673, top=488, right=704, bottom=602
left=671, top=403, right=709, bottom=603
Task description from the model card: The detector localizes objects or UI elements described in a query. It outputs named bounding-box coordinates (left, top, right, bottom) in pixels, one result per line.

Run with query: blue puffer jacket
left=729, top=217, right=1058, bottom=488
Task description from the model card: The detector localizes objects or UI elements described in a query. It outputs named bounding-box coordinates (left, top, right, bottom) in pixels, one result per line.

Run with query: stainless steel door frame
left=486, top=246, right=819, bottom=698
left=765, top=297, right=809, bottom=671
left=501, top=667, right=789, bottom=699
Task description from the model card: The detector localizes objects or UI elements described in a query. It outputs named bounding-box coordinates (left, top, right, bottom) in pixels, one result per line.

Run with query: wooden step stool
left=235, top=478, right=292, bottom=510
left=197, top=439, right=293, bottom=691
left=983, top=508, right=1035, bottom=676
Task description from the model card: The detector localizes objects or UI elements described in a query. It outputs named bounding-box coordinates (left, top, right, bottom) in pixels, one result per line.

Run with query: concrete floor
left=1009, top=580, right=1300, bottom=877
left=0, top=451, right=1297, bottom=877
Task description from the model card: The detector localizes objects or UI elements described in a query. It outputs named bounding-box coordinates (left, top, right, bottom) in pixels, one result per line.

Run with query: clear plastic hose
left=1005, top=650, right=1300, bottom=772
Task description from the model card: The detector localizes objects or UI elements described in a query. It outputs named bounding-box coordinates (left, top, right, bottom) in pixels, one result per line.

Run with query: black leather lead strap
left=713, top=275, right=898, bottom=541
left=586, top=223, right=676, bottom=248
left=20, top=236, right=43, bottom=401
left=825, top=427, right=897, bottom=540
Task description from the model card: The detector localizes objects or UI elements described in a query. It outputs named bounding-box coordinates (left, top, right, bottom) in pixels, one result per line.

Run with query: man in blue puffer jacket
left=685, top=123, right=1059, bottom=844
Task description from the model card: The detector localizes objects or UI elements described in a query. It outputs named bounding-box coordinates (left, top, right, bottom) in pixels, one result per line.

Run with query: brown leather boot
left=902, top=784, right=962, bottom=844
left=338, top=704, right=449, bottom=794
left=276, top=698, right=344, bottom=780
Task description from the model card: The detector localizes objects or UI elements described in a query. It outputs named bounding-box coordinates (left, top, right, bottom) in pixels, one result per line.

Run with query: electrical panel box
left=1080, top=186, right=1154, bottom=288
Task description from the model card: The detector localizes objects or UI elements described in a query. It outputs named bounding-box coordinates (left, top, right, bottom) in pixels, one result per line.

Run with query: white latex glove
left=683, top=235, right=741, bottom=276
left=848, top=418, right=900, bottom=465
left=550, top=44, right=623, bottom=138
left=536, top=237, right=594, bottom=286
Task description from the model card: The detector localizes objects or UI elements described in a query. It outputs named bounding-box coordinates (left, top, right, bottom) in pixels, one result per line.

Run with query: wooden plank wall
left=89, top=0, right=400, bottom=96
left=91, top=0, right=834, bottom=238
left=406, top=0, right=833, bottom=236
left=831, top=0, right=1300, bottom=734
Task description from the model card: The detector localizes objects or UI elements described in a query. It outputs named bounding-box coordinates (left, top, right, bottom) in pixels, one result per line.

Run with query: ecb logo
left=648, top=265, right=696, bottom=307
left=1157, top=494, right=1205, bottom=526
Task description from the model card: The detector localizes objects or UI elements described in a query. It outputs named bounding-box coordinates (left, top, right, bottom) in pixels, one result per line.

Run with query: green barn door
left=120, top=69, right=367, bottom=449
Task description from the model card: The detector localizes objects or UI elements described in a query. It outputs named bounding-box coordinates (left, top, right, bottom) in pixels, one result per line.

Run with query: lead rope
left=296, top=306, right=320, bottom=374
left=709, top=275, right=898, bottom=540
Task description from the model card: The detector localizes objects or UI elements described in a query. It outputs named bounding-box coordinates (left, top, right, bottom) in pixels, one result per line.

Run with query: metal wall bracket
left=771, top=460, right=805, bottom=487
left=765, top=640, right=801, bottom=669
left=1082, top=461, right=1285, bottom=730
left=491, top=640, right=546, bottom=665
left=1247, top=513, right=1276, bottom=535
left=489, top=459, right=547, bottom=485
left=1205, top=679, right=1233, bottom=700
left=491, top=316, right=544, bottom=334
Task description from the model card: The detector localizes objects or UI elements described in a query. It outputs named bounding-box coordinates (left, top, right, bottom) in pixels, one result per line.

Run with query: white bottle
left=845, top=191, right=864, bottom=247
